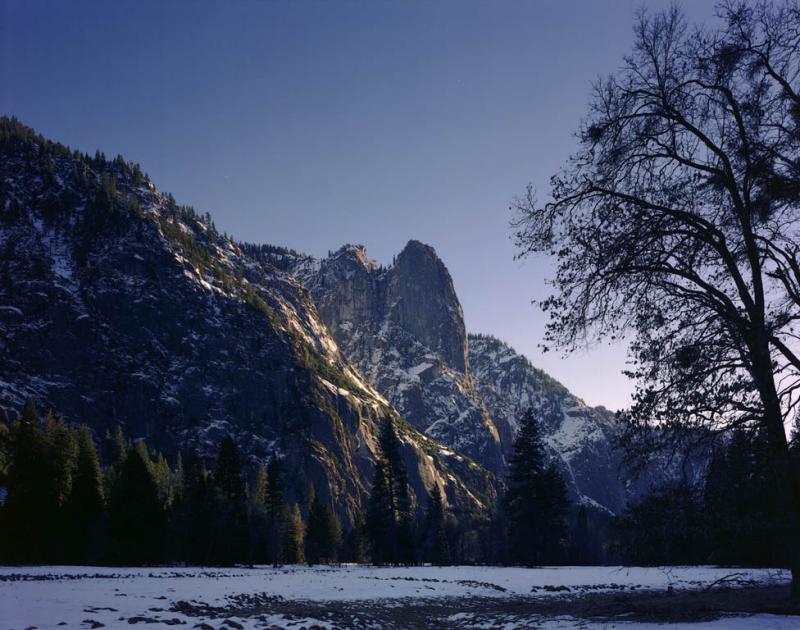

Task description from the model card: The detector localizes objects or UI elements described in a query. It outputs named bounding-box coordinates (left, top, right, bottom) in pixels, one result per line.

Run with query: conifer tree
left=342, top=512, right=368, bottom=564
left=62, top=425, right=105, bottom=563
left=570, top=505, right=591, bottom=565
left=504, top=409, right=569, bottom=565
left=107, top=448, right=166, bottom=565
left=43, top=412, right=77, bottom=509
left=1, top=400, right=51, bottom=562
left=366, top=459, right=392, bottom=563
left=421, top=485, right=450, bottom=566
left=306, top=491, right=340, bottom=564
left=215, top=435, right=244, bottom=502
left=212, top=435, right=248, bottom=564
left=366, top=419, right=415, bottom=564
left=265, top=457, right=286, bottom=567
left=253, top=462, right=268, bottom=506
left=283, top=504, right=305, bottom=564
left=103, top=425, right=129, bottom=495
left=42, top=412, right=78, bottom=561
left=174, top=453, right=213, bottom=564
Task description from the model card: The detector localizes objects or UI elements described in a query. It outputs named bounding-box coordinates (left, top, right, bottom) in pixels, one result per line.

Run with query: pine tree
left=43, top=412, right=77, bottom=508
left=342, top=511, right=368, bottom=564
left=103, top=425, right=129, bottom=496
left=215, top=435, right=244, bottom=502
left=1, top=400, right=52, bottom=562
left=253, top=462, right=268, bottom=506
left=421, top=486, right=450, bottom=566
left=265, top=457, right=286, bottom=567
left=43, top=412, right=78, bottom=561
left=306, top=490, right=340, bottom=564
left=324, top=501, right=342, bottom=563
left=570, top=505, right=591, bottom=565
left=504, top=409, right=545, bottom=565
left=366, top=419, right=415, bottom=564
left=107, top=448, right=166, bottom=565
left=174, top=452, right=213, bottom=564
left=212, top=435, right=248, bottom=564
left=283, top=504, right=305, bottom=564
left=539, top=462, right=569, bottom=563
left=62, top=425, right=105, bottom=563
left=504, top=409, right=570, bottom=565
left=366, top=459, right=393, bottom=563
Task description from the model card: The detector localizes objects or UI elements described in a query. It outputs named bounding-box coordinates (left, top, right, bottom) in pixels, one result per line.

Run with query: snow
left=0, top=565, right=790, bottom=629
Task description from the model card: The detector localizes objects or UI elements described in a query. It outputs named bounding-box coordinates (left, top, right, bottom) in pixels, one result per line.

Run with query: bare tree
left=513, top=1, right=800, bottom=595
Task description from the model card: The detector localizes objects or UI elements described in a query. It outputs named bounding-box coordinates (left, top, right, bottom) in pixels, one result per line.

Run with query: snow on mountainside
left=0, top=118, right=498, bottom=525
left=468, top=334, right=630, bottom=513
left=263, top=242, right=636, bottom=514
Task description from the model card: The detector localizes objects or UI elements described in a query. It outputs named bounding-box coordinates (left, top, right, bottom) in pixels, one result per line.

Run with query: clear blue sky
left=1, top=0, right=719, bottom=410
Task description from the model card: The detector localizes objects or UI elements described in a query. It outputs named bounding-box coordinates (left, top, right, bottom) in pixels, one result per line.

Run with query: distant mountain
left=266, top=243, right=637, bottom=513
left=0, top=117, right=498, bottom=526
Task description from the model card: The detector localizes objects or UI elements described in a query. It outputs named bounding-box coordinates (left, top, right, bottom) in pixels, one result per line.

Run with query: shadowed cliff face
left=0, top=122, right=499, bottom=525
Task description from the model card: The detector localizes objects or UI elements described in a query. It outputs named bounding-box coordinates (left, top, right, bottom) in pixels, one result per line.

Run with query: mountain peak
left=398, top=239, right=436, bottom=258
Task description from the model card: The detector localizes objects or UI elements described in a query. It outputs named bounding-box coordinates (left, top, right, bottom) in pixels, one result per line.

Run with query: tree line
left=616, top=424, right=800, bottom=568
left=0, top=399, right=593, bottom=567
left=2, top=397, right=793, bottom=568
left=0, top=401, right=322, bottom=566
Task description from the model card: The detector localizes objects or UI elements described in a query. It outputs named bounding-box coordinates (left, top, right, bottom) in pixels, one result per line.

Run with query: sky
left=0, top=0, right=721, bottom=410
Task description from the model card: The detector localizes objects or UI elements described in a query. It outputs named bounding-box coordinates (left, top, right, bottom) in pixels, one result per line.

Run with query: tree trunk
left=753, top=347, right=800, bottom=598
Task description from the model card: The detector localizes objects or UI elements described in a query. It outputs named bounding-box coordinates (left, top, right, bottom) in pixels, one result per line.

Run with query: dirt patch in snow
left=167, top=585, right=800, bottom=628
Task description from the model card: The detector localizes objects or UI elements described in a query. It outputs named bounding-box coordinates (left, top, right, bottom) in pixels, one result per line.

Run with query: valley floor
left=0, top=565, right=796, bottom=629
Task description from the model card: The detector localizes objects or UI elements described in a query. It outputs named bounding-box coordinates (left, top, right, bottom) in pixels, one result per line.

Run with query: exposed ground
left=0, top=565, right=796, bottom=629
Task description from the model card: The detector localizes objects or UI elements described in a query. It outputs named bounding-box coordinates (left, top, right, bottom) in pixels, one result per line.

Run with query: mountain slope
left=0, top=118, right=498, bottom=525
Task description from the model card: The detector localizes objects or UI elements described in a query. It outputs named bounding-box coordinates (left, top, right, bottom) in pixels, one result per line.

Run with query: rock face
left=0, top=119, right=498, bottom=525
left=286, top=243, right=506, bottom=475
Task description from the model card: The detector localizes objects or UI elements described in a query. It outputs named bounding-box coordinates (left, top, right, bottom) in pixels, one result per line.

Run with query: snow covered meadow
left=0, top=564, right=793, bottom=629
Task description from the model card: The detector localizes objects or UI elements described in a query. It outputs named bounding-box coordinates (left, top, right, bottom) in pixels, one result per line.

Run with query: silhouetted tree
left=107, top=448, right=166, bottom=565
left=1, top=400, right=52, bottom=562
left=265, top=457, right=286, bottom=567
left=504, top=409, right=569, bottom=565
left=212, top=435, right=248, bottom=564
left=283, top=504, right=305, bottom=564
left=62, top=426, right=105, bottom=563
left=174, top=453, right=214, bottom=564
left=421, top=485, right=450, bottom=565
left=306, top=491, right=340, bottom=564
left=366, top=419, right=414, bottom=564
left=513, top=1, right=800, bottom=594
